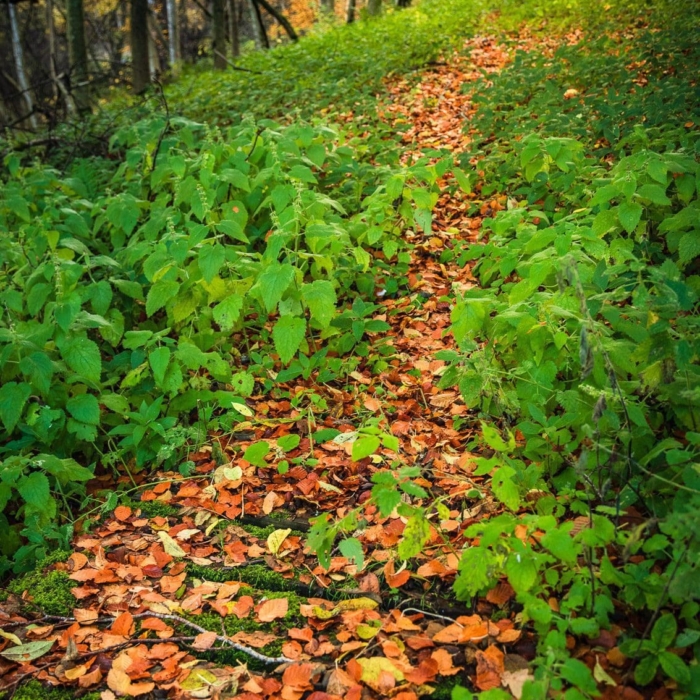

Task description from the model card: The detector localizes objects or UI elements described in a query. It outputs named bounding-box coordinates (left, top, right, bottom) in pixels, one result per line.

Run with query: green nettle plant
left=0, top=114, right=441, bottom=572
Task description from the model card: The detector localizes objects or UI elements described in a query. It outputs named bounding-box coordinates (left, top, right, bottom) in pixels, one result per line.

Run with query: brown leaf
left=475, top=644, right=505, bottom=691
left=192, top=631, right=218, bottom=650
left=110, top=611, right=134, bottom=637
left=384, top=560, right=411, bottom=588
left=107, top=667, right=155, bottom=697
left=74, top=608, right=99, bottom=624
left=114, top=505, right=132, bottom=521
left=257, top=597, right=289, bottom=622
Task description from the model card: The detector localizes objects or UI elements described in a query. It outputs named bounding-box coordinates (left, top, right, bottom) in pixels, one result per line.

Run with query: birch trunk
left=8, top=2, right=38, bottom=129
left=345, top=0, right=356, bottom=24
left=166, top=0, right=179, bottom=66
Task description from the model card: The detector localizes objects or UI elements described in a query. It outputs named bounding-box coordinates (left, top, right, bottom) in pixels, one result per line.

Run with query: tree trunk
left=255, top=0, right=297, bottom=42
left=367, top=0, right=381, bottom=15
left=131, top=0, right=151, bottom=93
left=8, top=1, right=38, bottom=129
left=147, top=0, right=162, bottom=78
left=166, top=0, right=179, bottom=66
left=345, top=0, right=356, bottom=24
left=227, top=0, right=239, bottom=57
left=319, top=0, right=334, bottom=14
left=247, top=0, right=268, bottom=49
left=66, top=0, right=90, bottom=110
left=212, top=0, right=226, bottom=68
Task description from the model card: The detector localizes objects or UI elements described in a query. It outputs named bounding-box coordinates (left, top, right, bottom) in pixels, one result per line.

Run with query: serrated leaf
left=398, top=513, right=430, bottom=559
left=273, top=315, right=306, bottom=365
left=59, top=336, right=102, bottom=383
left=198, top=243, right=226, bottom=282
left=678, top=232, right=700, bottom=267
left=66, top=393, right=101, bottom=425
left=149, top=346, right=171, bottom=387
left=339, top=537, right=364, bottom=569
left=267, top=528, right=292, bottom=556
left=352, top=435, right=380, bottom=461
left=213, top=294, right=243, bottom=332
left=617, top=201, right=643, bottom=233
left=301, top=280, right=337, bottom=328
left=258, top=263, right=295, bottom=314
left=0, top=381, right=32, bottom=433
left=17, top=472, right=51, bottom=510
left=146, top=280, right=180, bottom=317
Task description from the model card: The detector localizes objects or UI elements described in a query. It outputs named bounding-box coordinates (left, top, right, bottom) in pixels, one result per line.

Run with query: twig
left=213, top=50, right=263, bottom=74
left=398, top=606, right=462, bottom=626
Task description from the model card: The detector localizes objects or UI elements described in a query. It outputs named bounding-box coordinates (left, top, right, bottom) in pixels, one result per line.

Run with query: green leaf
left=0, top=640, right=54, bottom=663
left=634, top=654, right=659, bottom=686
left=0, top=381, right=32, bottom=433
left=505, top=551, right=538, bottom=592
left=617, top=201, right=643, bottom=233
left=39, top=455, right=93, bottom=482
left=658, top=651, right=690, bottom=685
left=213, top=294, right=244, bottom=332
left=273, top=315, right=306, bottom=365
left=414, top=208, right=432, bottom=233
left=146, top=280, right=180, bottom=317
left=339, top=537, right=364, bottom=569
left=678, top=232, right=700, bottom=267
left=541, top=528, right=581, bottom=564
left=66, top=394, right=100, bottom=425
left=301, top=280, right=337, bottom=328
left=352, top=435, right=380, bottom=461
left=277, top=434, right=300, bottom=452
left=258, top=263, right=295, bottom=314
left=373, top=485, right=401, bottom=516
left=59, top=336, right=102, bottom=383
left=149, top=347, right=171, bottom=387
left=243, top=441, right=270, bottom=467
left=481, top=422, right=514, bottom=452
left=637, top=184, right=671, bottom=206
left=17, top=472, right=51, bottom=511
left=398, top=512, right=430, bottom=560
left=560, top=658, right=598, bottom=694
left=198, top=243, right=226, bottom=282
left=492, top=466, right=520, bottom=511
left=651, top=614, right=677, bottom=650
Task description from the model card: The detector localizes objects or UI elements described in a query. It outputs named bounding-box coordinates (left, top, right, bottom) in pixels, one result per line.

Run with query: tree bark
left=131, top=0, right=151, bottom=93
left=166, top=0, right=179, bottom=66
left=319, top=0, right=334, bottom=14
left=367, top=0, right=381, bottom=15
left=345, top=0, right=356, bottom=24
left=247, top=0, right=268, bottom=49
left=255, top=0, right=297, bottom=42
left=227, top=0, right=239, bottom=57
left=66, top=0, right=90, bottom=110
left=212, top=0, right=226, bottom=68
left=8, top=1, right=38, bottom=129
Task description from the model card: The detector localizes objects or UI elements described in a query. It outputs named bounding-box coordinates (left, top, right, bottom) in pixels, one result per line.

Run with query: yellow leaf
left=267, top=528, right=292, bottom=556
left=357, top=657, right=404, bottom=685
left=356, top=623, right=380, bottom=640
left=181, top=668, right=219, bottom=690
left=0, top=630, right=22, bottom=646
left=157, top=531, right=186, bottom=557
left=336, top=597, right=379, bottom=612
left=312, top=606, right=338, bottom=620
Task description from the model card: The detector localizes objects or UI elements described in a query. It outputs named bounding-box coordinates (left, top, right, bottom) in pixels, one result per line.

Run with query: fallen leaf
left=157, top=531, right=186, bottom=557
left=475, top=644, right=505, bottom=690
left=114, top=505, right=132, bottom=521
left=0, top=640, right=54, bottom=662
left=267, top=528, right=292, bottom=556
left=110, top=611, right=134, bottom=637
left=107, top=667, right=155, bottom=697
left=258, top=597, right=289, bottom=622
left=192, top=631, right=218, bottom=650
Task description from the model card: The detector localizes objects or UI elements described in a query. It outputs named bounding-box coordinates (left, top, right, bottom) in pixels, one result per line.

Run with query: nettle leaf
left=58, top=336, right=102, bottom=383
left=17, top=472, right=51, bottom=511
left=273, top=315, right=306, bottom=365
left=198, top=243, right=226, bottom=282
left=66, top=394, right=101, bottom=425
left=339, top=537, right=364, bottom=569
left=0, top=382, right=32, bottom=433
left=398, top=512, right=430, bottom=560
left=678, top=232, right=700, bottom=267
left=505, top=551, right=538, bottom=592
left=541, top=527, right=581, bottom=564
left=277, top=434, right=300, bottom=452
left=243, top=441, right=270, bottom=467
left=149, top=347, right=171, bottom=387
left=617, top=201, right=643, bottom=233
left=491, top=466, right=520, bottom=511
left=258, top=263, right=295, bottom=314
left=352, top=435, right=380, bottom=461
left=146, top=280, right=180, bottom=317
left=301, top=280, right=336, bottom=328
left=213, top=294, right=244, bottom=332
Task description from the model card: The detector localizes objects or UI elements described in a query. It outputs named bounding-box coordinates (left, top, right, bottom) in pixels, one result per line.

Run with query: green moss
left=187, top=562, right=297, bottom=591
left=126, top=498, right=179, bottom=519
left=3, top=552, right=75, bottom=616
left=7, top=680, right=100, bottom=700
left=429, top=676, right=463, bottom=700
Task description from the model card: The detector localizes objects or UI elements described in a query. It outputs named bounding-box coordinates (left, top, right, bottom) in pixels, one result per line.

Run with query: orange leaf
left=110, top=612, right=134, bottom=637
left=384, top=561, right=411, bottom=588
left=192, top=631, right=218, bottom=650
left=107, top=667, right=155, bottom=697
left=282, top=662, right=315, bottom=689
left=114, top=505, right=132, bottom=521
left=475, top=644, right=504, bottom=691
left=231, top=595, right=255, bottom=618
left=257, top=597, right=289, bottom=622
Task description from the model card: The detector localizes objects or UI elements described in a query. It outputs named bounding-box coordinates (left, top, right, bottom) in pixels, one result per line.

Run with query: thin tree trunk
left=166, top=0, right=179, bottom=65
left=212, top=0, right=226, bottom=68
left=345, top=0, right=356, bottom=23
left=131, top=0, right=151, bottom=93
left=255, top=0, right=297, bottom=42
left=367, top=0, right=381, bottom=15
left=8, top=1, right=38, bottom=129
left=147, top=0, right=162, bottom=78
left=319, top=0, right=334, bottom=13
left=247, top=0, right=268, bottom=49
left=66, top=0, right=90, bottom=110
left=179, top=0, right=188, bottom=61
left=227, top=0, right=239, bottom=57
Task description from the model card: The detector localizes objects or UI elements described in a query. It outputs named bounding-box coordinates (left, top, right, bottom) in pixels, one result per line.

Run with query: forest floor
left=0, top=7, right=696, bottom=700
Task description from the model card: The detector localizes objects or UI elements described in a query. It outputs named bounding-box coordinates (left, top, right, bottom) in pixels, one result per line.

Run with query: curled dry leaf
left=257, top=597, right=289, bottom=622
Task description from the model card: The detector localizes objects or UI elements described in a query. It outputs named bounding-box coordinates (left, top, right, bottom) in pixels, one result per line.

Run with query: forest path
left=1, top=34, right=534, bottom=700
